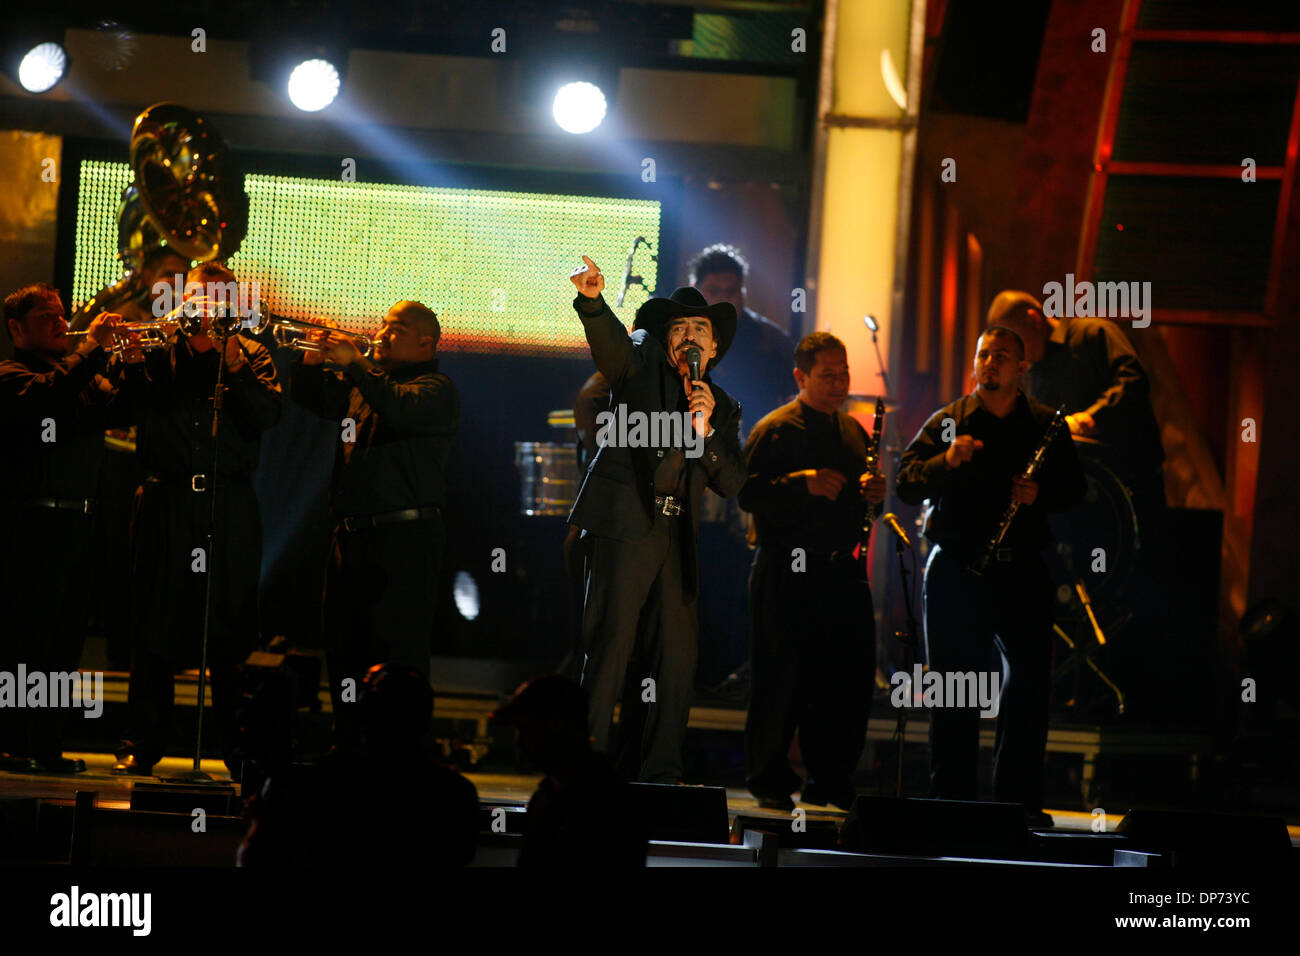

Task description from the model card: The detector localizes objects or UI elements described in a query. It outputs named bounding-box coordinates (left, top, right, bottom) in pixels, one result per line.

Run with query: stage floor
left=0, top=750, right=1167, bottom=838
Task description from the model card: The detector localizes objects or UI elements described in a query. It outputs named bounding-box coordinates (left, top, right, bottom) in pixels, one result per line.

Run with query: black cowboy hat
left=633, top=287, right=737, bottom=370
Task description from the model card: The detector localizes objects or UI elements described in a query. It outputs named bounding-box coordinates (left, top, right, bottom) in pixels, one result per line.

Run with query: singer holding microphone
left=567, top=255, right=746, bottom=784
left=737, top=332, right=886, bottom=811
left=897, top=326, right=1083, bottom=825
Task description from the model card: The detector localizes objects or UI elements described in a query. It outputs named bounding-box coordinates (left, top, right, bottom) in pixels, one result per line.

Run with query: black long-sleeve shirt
left=1029, top=318, right=1164, bottom=472
left=291, top=356, right=459, bottom=517
left=738, top=399, right=871, bottom=554
left=0, top=346, right=132, bottom=502
left=127, top=335, right=282, bottom=480
left=897, top=392, right=1085, bottom=561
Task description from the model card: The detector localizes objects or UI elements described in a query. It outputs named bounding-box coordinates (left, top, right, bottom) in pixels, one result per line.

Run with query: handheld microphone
left=882, top=512, right=912, bottom=549
left=685, top=346, right=702, bottom=390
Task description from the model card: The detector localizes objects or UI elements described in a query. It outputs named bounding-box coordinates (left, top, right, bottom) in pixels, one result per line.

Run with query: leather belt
left=338, top=505, right=442, bottom=532
left=145, top=473, right=249, bottom=492
left=7, top=497, right=95, bottom=515
left=653, top=494, right=683, bottom=516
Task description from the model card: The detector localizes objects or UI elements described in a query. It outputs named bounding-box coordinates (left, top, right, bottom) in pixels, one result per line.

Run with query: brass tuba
left=70, top=103, right=248, bottom=330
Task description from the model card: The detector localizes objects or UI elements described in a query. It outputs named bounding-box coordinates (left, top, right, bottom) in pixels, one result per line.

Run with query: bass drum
left=1045, top=445, right=1140, bottom=611
left=514, top=442, right=581, bottom=517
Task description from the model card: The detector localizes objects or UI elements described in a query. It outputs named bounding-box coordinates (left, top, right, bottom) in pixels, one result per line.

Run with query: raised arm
left=570, top=254, right=642, bottom=387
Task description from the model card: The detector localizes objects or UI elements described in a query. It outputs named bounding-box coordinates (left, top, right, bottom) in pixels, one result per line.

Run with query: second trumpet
left=246, top=307, right=376, bottom=358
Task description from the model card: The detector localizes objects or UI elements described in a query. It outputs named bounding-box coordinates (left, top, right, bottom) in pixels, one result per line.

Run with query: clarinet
left=972, top=405, right=1067, bottom=574
left=861, top=396, right=886, bottom=548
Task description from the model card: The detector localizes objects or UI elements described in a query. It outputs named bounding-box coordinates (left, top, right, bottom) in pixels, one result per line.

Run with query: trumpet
left=66, top=318, right=183, bottom=354
left=244, top=306, right=376, bottom=357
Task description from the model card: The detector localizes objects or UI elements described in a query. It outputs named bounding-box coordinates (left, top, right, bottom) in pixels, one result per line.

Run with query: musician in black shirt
left=0, top=287, right=129, bottom=773
left=738, top=333, right=886, bottom=810
left=988, top=290, right=1164, bottom=515
left=292, top=301, right=458, bottom=747
left=898, top=327, right=1084, bottom=822
left=113, top=262, right=283, bottom=776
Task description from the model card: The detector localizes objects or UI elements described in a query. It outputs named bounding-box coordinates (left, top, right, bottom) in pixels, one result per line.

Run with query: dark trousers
left=580, top=514, right=697, bottom=783
left=121, top=480, right=261, bottom=767
left=0, top=509, right=95, bottom=760
left=921, top=545, right=1053, bottom=809
left=325, top=515, right=444, bottom=741
left=745, top=547, right=874, bottom=799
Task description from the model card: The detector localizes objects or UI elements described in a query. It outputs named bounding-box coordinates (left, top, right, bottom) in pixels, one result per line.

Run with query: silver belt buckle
left=191, top=474, right=208, bottom=492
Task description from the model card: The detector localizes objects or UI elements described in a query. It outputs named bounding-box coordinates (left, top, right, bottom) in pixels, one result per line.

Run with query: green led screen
left=72, top=160, right=662, bottom=356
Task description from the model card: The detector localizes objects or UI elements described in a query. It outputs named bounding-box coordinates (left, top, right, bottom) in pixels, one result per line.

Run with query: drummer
left=988, top=291, right=1165, bottom=517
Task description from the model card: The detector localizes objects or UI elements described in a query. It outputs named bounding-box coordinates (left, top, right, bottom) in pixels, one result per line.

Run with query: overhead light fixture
left=287, top=58, right=341, bottom=112
left=11, top=39, right=68, bottom=93
left=248, top=18, right=347, bottom=115
left=552, top=81, right=607, bottom=134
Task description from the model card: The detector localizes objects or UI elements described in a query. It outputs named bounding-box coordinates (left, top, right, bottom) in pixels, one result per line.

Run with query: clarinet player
left=897, top=326, right=1083, bottom=826
left=737, top=332, right=886, bottom=811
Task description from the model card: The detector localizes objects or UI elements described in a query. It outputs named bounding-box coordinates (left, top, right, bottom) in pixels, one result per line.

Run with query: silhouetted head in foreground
left=358, top=663, right=434, bottom=756
left=493, top=674, right=591, bottom=773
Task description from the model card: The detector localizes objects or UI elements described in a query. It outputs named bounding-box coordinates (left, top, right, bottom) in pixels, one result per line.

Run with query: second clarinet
left=971, top=405, right=1067, bottom=575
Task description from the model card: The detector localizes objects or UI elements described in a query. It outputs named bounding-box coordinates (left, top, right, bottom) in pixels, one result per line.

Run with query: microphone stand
left=864, top=316, right=890, bottom=395
left=165, top=305, right=237, bottom=787
left=891, top=525, right=919, bottom=797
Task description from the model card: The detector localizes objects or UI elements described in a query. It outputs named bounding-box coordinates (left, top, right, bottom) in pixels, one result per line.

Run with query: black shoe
left=1025, top=809, right=1054, bottom=829
left=111, top=754, right=155, bottom=776
left=755, top=792, right=796, bottom=812
left=801, top=782, right=856, bottom=811
left=29, top=756, right=86, bottom=774
left=0, top=753, right=34, bottom=773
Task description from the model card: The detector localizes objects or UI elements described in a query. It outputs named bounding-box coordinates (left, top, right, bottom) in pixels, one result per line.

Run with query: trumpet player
left=289, top=302, right=458, bottom=751
left=737, top=333, right=886, bottom=811
left=0, top=285, right=133, bottom=773
left=897, top=326, right=1083, bottom=825
left=113, top=261, right=283, bottom=777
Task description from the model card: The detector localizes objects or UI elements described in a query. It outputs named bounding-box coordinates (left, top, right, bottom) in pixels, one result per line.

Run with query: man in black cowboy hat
left=567, top=255, right=747, bottom=784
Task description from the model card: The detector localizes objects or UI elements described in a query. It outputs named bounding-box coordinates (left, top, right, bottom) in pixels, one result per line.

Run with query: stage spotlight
left=553, top=81, right=607, bottom=134
left=453, top=571, right=480, bottom=621
left=16, top=41, right=67, bottom=93
left=287, top=58, right=340, bottom=112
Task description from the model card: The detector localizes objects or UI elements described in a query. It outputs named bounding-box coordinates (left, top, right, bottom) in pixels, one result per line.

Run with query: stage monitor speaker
left=840, top=796, right=1031, bottom=860
left=627, top=782, right=730, bottom=845
left=129, top=782, right=238, bottom=816
left=1115, top=809, right=1291, bottom=867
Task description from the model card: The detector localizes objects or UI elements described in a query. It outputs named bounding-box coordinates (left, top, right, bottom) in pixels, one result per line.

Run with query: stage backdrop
left=58, top=149, right=694, bottom=669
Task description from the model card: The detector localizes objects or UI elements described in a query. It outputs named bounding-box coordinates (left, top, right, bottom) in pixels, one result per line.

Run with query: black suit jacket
left=567, top=294, right=747, bottom=596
